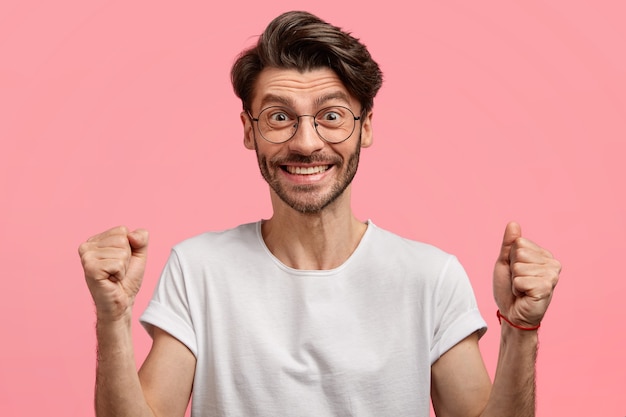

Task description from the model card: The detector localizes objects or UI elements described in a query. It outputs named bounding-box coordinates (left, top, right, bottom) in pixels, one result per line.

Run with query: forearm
left=480, top=324, right=538, bottom=417
left=95, top=314, right=155, bottom=417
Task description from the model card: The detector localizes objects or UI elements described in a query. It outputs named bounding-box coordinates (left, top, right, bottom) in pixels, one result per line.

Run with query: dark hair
left=231, top=11, right=383, bottom=114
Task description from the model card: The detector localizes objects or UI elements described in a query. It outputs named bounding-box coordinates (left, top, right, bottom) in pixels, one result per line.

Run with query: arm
left=431, top=222, right=560, bottom=417
left=482, top=221, right=560, bottom=416
left=431, top=332, right=491, bottom=417
left=430, top=329, right=538, bottom=417
left=94, top=316, right=195, bottom=417
left=79, top=227, right=195, bottom=417
left=94, top=312, right=154, bottom=417
left=139, top=326, right=196, bottom=417
left=480, top=324, right=538, bottom=417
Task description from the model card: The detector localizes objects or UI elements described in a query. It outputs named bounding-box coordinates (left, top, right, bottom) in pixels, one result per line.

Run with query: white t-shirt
left=140, top=221, right=487, bottom=417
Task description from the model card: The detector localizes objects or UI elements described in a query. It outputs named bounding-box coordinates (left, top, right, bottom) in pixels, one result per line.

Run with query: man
left=79, top=11, right=561, bottom=417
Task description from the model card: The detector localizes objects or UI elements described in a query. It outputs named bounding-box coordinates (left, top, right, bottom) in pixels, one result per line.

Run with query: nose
left=288, top=115, right=325, bottom=155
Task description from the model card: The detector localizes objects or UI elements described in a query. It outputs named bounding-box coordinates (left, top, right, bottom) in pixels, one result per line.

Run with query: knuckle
left=111, top=234, right=127, bottom=247
left=551, top=271, right=560, bottom=287
left=77, top=242, right=89, bottom=257
left=543, top=248, right=555, bottom=258
left=113, top=258, right=126, bottom=272
left=513, top=247, right=529, bottom=260
left=516, top=237, right=533, bottom=249
left=102, top=259, right=125, bottom=279
left=535, top=275, right=556, bottom=293
left=85, top=226, right=128, bottom=243
left=539, top=278, right=552, bottom=290
left=113, top=225, right=129, bottom=235
left=79, top=249, right=97, bottom=268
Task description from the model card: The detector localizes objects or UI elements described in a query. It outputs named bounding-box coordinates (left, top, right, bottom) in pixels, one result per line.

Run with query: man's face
left=241, top=67, right=373, bottom=214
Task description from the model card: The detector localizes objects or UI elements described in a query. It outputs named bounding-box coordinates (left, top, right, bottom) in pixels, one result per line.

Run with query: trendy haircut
left=231, top=11, right=383, bottom=114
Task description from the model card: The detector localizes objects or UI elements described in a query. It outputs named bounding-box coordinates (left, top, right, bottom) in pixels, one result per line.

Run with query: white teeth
left=286, top=165, right=329, bottom=175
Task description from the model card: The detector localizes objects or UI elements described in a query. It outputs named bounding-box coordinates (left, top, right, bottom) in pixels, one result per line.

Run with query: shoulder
left=366, top=221, right=454, bottom=264
left=171, top=221, right=261, bottom=260
left=355, top=222, right=469, bottom=288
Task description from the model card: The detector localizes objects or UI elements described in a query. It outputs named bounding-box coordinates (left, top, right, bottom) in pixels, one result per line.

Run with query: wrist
left=498, top=319, right=539, bottom=354
left=496, top=310, right=541, bottom=331
left=95, top=304, right=134, bottom=326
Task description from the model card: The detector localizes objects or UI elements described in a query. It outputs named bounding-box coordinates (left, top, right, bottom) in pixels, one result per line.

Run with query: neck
left=262, top=188, right=367, bottom=270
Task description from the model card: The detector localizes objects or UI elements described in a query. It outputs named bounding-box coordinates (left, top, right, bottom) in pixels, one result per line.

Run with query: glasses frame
left=247, top=105, right=362, bottom=144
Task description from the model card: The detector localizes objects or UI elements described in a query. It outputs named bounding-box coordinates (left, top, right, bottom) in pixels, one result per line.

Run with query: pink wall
left=1, top=1, right=624, bottom=416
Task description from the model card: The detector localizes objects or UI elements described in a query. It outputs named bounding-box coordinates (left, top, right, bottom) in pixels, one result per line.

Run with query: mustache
left=269, top=153, right=343, bottom=165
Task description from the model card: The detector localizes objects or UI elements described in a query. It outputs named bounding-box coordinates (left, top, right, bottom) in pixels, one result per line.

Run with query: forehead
left=251, top=67, right=356, bottom=110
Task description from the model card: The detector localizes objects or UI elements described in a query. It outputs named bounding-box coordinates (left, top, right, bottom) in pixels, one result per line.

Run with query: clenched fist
left=78, top=226, right=149, bottom=322
left=493, top=222, right=561, bottom=329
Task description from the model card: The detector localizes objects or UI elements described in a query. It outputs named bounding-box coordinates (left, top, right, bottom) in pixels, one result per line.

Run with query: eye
left=320, top=110, right=341, bottom=122
left=270, top=112, right=289, bottom=122
left=316, top=107, right=350, bottom=128
left=264, top=108, right=294, bottom=124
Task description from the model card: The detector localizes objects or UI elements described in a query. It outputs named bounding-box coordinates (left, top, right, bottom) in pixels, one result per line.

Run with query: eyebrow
left=258, top=91, right=352, bottom=111
left=259, top=94, right=295, bottom=109
left=314, top=92, right=352, bottom=107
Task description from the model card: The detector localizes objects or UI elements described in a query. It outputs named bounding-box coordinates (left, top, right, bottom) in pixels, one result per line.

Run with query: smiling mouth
left=283, top=165, right=331, bottom=175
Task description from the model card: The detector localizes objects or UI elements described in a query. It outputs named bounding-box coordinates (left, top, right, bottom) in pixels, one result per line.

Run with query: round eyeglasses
left=247, top=106, right=361, bottom=144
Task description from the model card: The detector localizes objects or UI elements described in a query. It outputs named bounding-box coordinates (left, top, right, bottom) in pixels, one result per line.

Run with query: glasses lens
left=257, top=107, right=297, bottom=143
left=314, top=106, right=356, bottom=143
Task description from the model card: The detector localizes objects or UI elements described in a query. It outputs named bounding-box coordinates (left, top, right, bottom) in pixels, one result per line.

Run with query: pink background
left=1, top=1, right=624, bottom=416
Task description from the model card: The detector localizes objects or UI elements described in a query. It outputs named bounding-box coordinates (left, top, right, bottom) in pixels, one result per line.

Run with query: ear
left=240, top=111, right=256, bottom=150
left=359, top=110, right=374, bottom=148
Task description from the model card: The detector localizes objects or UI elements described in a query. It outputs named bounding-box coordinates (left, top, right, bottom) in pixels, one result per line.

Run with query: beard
left=254, top=136, right=362, bottom=215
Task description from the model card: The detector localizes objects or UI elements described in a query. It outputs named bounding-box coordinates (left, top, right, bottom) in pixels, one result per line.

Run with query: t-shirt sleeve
left=140, top=249, right=199, bottom=357
left=429, top=255, right=487, bottom=364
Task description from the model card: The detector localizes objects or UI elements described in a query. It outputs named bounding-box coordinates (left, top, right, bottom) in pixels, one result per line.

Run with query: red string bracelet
left=496, top=310, right=541, bottom=331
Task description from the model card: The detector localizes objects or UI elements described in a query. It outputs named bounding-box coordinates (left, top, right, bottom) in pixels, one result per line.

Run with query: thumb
left=498, top=221, right=522, bottom=264
left=128, top=229, right=149, bottom=258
